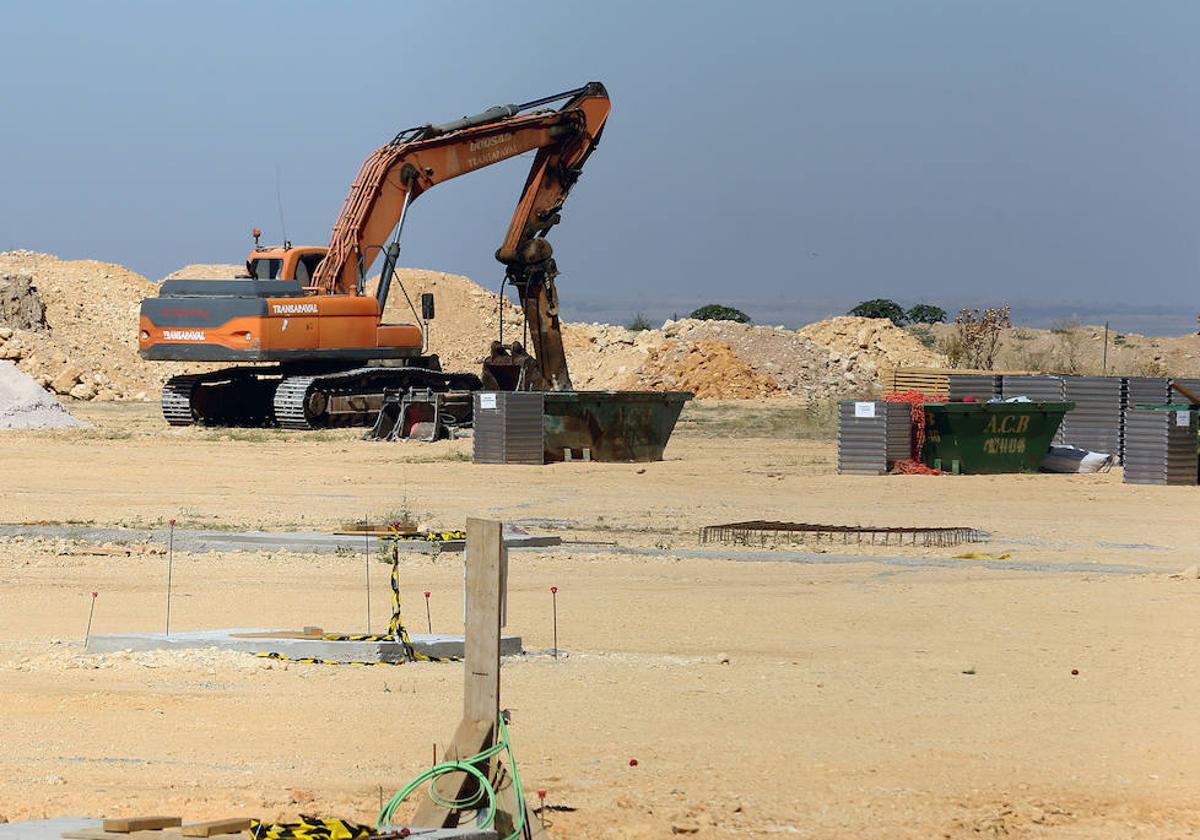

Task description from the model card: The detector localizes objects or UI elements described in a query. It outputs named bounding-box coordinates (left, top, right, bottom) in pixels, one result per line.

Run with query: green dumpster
left=922, top=401, right=1074, bottom=474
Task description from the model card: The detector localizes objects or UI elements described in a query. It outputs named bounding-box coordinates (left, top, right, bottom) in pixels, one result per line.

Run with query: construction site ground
left=3, top=401, right=1200, bottom=839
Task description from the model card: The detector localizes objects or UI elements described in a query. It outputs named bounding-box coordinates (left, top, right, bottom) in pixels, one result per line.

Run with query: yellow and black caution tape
left=390, top=528, right=466, bottom=542
left=247, top=817, right=372, bottom=840
left=256, top=544, right=458, bottom=667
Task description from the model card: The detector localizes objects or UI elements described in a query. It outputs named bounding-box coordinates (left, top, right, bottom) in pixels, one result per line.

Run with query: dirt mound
left=798, top=316, right=946, bottom=368
left=162, top=263, right=242, bottom=281
left=0, top=360, right=86, bottom=429
left=637, top=339, right=782, bottom=398
left=368, top=268, right=524, bottom=374
left=0, top=250, right=927, bottom=406
left=0, top=251, right=209, bottom=401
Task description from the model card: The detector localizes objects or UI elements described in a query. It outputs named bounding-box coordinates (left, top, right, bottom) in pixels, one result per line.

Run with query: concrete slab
left=0, top=821, right=495, bottom=840
left=85, top=628, right=522, bottom=662
left=0, top=524, right=558, bottom=556
left=0, top=819, right=98, bottom=840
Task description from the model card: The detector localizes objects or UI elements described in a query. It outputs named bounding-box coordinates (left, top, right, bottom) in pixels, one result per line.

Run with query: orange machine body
left=139, top=268, right=422, bottom=362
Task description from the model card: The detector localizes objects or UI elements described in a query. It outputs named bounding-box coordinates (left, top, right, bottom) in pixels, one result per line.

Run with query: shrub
left=689, top=304, right=751, bottom=323
left=906, top=304, right=947, bottom=324
left=628, top=312, right=652, bottom=331
left=849, top=299, right=907, bottom=326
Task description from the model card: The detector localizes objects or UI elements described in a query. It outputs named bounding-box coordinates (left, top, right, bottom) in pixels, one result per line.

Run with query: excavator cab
left=245, top=246, right=328, bottom=284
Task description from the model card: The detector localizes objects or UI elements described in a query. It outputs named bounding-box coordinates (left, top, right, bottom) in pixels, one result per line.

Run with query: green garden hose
left=378, top=712, right=528, bottom=840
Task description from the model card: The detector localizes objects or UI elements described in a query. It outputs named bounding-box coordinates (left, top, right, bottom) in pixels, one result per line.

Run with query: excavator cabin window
left=250, top=258, right=283, bottom=280
left=294, top=253, right=324, bottom=284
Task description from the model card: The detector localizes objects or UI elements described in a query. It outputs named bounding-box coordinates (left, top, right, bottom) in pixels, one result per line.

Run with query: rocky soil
left=39, top=249, right=1200, bottom=407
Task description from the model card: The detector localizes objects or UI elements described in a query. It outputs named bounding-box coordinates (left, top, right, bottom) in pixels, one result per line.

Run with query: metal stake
left=166, top=518, right=175, bottom=635
left=424, top=590, right=432, bottom=633
left=551, top=585, right=559, bottom=659
left=365, top=515, right=371, bottom=634
left=84, top=591, right=98, bottom=646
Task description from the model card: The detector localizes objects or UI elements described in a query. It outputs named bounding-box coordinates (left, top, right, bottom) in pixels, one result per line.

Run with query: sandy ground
left=3, top=401, right=1200, bottom=838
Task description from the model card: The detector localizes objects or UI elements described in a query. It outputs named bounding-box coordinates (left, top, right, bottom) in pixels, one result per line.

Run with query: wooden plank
left=181, top=819, right=253, bottom=837
left=410, top=717, right=494, bottom=828
left=102, top=818, right=182, bottom=834
left=490, top=761, right=548, bottom=839
left=463, top=517, right=503, bottom=723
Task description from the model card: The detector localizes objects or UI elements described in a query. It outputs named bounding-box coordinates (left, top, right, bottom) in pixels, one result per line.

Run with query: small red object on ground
left=1071, top=668, right=1079, bottom=676
left=629, top=758, right=638, bottom=767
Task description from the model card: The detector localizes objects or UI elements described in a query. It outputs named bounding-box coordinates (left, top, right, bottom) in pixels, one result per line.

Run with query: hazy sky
left=1, top=1, right=1197, bottom=332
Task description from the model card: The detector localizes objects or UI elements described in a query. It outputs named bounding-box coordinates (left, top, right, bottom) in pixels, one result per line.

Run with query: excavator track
left=161, top=375, right=200, bottom=426
left=159, top=367, right=283, bottom=428
left=272, top=376, right=319, bottom=429
left=159, top=365, right=481, bottom=429
left=273, top=367, right=482, bottom=430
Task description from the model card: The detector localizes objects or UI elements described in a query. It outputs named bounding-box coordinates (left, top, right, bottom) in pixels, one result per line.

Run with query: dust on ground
left=2, top=400, right=1200, bottom=837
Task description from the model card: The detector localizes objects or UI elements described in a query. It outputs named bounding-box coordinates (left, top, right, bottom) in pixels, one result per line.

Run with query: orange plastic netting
left=883, top=391, right=943, bottom=475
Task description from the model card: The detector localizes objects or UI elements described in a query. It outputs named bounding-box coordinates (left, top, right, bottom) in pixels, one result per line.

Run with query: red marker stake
left=166, top=518, right=176, bottom=636
left=84, top=591, right=98, bottom=647
left=424, top=591, right=432, bottom=634
left=551, top=586, right=558, bottom=660
left=537, top=790, right=547, bottom=826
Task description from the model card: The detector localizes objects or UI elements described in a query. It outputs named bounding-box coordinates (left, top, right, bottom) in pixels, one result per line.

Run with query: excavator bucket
left=365, top=388, right=473, bottom=442
left=481, top=341, right=541, bottom=391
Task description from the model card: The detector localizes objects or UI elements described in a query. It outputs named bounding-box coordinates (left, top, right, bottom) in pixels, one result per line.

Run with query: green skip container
left=921, top=401, right=1074, bottom=474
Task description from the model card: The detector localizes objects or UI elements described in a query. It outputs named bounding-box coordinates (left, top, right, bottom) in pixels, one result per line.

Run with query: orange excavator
left=139, top=82, right=610, bottom=427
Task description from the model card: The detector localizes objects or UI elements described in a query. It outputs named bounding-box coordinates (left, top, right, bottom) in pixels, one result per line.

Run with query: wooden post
left=410, top=518, right=546, bottom=836
left=412, top=518, right=503, bottom=829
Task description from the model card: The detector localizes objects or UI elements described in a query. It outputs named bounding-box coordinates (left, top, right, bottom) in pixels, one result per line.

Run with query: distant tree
left=628, top=311, right=652, bottom=331
left=906, top=304, right=947, bottom=324
left=689, top=304, right=751, bottom=323
left=849, top=298, right=907, bottom=326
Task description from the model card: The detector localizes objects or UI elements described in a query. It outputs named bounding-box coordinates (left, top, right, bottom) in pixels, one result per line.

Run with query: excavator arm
left=312, top=82, right=611, bottom=390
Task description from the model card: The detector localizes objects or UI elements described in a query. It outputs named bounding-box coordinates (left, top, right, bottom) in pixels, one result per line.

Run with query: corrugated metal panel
left=1122, top=407, right=1198, bottom=485
left=947, top=373, right=1000, bottom=401
left=837, top=401, right=911, bottom=475
left=1060, top=376, right=1121, bottom=456
left=1124, top=377, right=1170, bottom=406
left=1000, top=374, right=1066, bottom=401
left=472, top=392, right=544, bottom=465
left=1121, top=377, right=1170, bottom=463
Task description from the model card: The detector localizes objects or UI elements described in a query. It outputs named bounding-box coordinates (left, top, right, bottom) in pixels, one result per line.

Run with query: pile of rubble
left=0, top=251, right=206, bottom=402
left=0, top=249, right=947, bottom=404
left=0, top=360, right=87, bottom=430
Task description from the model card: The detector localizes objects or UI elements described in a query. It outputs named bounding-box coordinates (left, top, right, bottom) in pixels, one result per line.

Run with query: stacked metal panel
left=836, top=401, right=912, bottom=475
left=999, top=375, right=1067, bottom=443
left=1121, top=377, right=1170, bottom=463
left=472, top=391, right=545, bottom=465
left=1000, top=374, right=1065, bottom=401
left=947, top=373, right=1000, bottom=401
left=1060, top=376, right=1122, bottom=456
left=1124, top=376, right=1170, bottom=406
left=1122, top=407, right=1198, bottom=485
